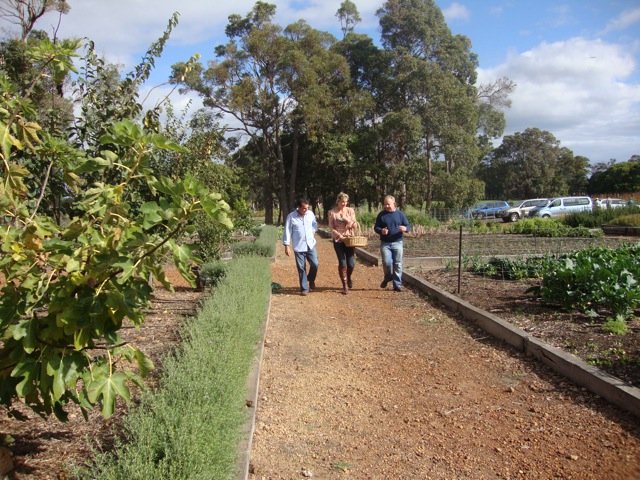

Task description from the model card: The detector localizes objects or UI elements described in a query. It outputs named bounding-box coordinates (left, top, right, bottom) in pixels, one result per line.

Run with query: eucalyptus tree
left=332, top=32, right=388, bottom=207
left=173, top=1, right=354, bottom=223
left=376, top=0, right=481, bottom=208
left=482, top=128, right=587, bottom=199
left=588, top=157, right=640, bottom=195
left=0, top=0, right=69, bottom=40
left=336, top=0, right=361, bottom=38
left=475, top=76, right=515, bottom=157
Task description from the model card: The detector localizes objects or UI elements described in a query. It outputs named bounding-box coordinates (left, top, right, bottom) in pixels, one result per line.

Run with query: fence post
left=457, top=224, right=463, bottom=294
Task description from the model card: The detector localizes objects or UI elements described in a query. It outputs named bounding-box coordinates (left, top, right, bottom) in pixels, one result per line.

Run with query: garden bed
left=387, top=234, right=640, bottom=389
left=0, top=268, right=201, bottom=478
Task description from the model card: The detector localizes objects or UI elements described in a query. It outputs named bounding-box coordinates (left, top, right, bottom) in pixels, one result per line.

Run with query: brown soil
left=1, top=235, right=640, bottom=479
left=410, top=267, right=640, bottom=389
left=250, top=236, right=640, bottom=479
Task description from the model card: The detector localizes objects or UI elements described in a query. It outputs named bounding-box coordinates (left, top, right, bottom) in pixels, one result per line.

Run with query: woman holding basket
left=328, top=192, right=359, bottom=295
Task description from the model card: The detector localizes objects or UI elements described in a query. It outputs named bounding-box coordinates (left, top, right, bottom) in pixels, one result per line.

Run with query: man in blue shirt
left=374, top=195, right=411, bottom=292
left=283, top=198, right=319, bottom=296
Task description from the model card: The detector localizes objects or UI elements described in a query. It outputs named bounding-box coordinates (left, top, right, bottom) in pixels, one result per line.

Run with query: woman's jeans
left=294, top=247, right=319, bottom=292
left=332, top=241, right=356, bottom=268
left=380, top=240, right=403, bottom=289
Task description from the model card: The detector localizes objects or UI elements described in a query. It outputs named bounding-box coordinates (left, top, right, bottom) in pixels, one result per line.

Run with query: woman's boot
left=347, top=266, right=354, bottom=289
left=339, top=266, right=348, bottom=294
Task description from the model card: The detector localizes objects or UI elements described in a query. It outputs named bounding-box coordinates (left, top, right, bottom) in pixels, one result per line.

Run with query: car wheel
left=509, top=212, right=519, bottom=222
left=542, top=214, right=550, bottom=218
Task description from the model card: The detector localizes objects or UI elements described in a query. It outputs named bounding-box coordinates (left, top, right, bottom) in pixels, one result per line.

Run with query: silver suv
left=498, top=198, right=549, bottom=222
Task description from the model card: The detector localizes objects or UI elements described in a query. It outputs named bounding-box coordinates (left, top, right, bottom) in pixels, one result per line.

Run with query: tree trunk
left=275, top=137, right=290, bottom=220
left=288, top=133, right=299, bottom=209
left=425, top=154, right=433, bottom=210
left=263, top=184, right=274, bottom=225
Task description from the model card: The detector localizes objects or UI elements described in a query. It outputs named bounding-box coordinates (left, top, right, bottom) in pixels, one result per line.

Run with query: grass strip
left=81, top=249, right=272, bottom=478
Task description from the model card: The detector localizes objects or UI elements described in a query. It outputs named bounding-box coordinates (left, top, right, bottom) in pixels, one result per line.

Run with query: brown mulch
left=409, top=267, right=640, bottom=390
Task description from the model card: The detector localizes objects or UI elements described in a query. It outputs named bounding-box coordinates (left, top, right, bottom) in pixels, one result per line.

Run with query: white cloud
left=601, top=7, right=640, bottom=35
left=479, top=37, right=640, bottom=163
left=22, top=0, right=384, bottom=70
left=442, top=2, right=471, bottom=22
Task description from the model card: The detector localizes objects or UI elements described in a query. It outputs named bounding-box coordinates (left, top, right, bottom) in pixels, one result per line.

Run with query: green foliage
left=609, top=213, right=640, bottom=227
left=588, top=158, right=640, bottom=194
left=588, top=347, right=633, bottom=368
left=231, top=241, right=272, bottom=258
left=465, top=255, right=555, bottom=280
left=466, top=220, right=504, bottom=234
left=193, top=211, right=231, bottom=262
left=230, top=225, right=278, bottom=258
left=506, top=218, right=601, bottom=238
left=602, top=316, right=629, bottom=335
left=479, top=128, right=588, bottom=200
left=405, top=211, right=439, bottom=229
left=562, top=205, right=640, bottom=228
left=81, top=254, right=272, bottom=478
left=255, top=225, right=279, bottom=254
left=198, top=261, right=227, bottom=288
left=355, top=210, right=376, bottom=229
left=539, top=243, right=640, bottom=320
left=0, top=38, right=233, bottom=419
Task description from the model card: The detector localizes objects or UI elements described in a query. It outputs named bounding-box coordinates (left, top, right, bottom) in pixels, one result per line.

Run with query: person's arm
left=400, top=211, right=411, bottom=233
left=329, top=211, right=344, bottom=240
left=374, top=212, right=383, bottom=234
left=346, top=208, right=357, bottom=229
left=283, top=214, right=292, bottom=256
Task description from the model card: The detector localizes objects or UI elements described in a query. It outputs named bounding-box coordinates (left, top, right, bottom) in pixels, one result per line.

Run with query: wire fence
left=362, top=226, right=637, bottom=295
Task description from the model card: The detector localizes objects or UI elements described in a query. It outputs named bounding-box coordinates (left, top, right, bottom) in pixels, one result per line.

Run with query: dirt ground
left=1, top=235, right=639, bottom=479
left=249, top=236, right=640, bottom=479
left=410, top=267, right=640, bottom=389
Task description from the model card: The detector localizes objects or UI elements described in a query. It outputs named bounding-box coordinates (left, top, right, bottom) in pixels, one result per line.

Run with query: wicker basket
left=342, top=222, right=368, bottom=248
left=342, top=235, right=368, bottom=248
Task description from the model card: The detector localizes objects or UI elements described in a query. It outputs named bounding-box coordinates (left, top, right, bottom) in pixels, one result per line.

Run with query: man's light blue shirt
left=283, top=209, right=317, bottom=252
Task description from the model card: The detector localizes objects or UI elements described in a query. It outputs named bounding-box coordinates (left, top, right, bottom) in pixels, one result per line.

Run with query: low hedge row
left=81, top=227, right=275, bottom=479
left=231, top=224, right=278, bottom=257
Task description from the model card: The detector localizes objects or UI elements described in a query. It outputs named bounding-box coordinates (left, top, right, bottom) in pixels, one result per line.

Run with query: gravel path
left=249, top=236, right=640, bottom=480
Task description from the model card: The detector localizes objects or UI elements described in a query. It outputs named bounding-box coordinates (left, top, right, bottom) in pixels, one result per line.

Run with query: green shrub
left=506, top=218, right=601, bottom=237
left=465, top=255, right=556, bottom=280
left=563, top=205, right=640, bottom=228
left=609, top=213, right=640, bottom=227
left=356, top=211, right=376, bottom=229
left=194, top=211, right=232, bottom=262
left=540, top=243, right=640, bottom=319
left=81, top=254, right=272, bottom=479
left=231, top=225, right=278, bottom=258
left=406, top=212, right=440, bottom=229
left=198, top=260, right=227, bottom=288
left=602, top=315, right=630, bottom=335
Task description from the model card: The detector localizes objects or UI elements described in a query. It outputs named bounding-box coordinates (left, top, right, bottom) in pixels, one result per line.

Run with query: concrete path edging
left=351, top=240, right=640, bottom=420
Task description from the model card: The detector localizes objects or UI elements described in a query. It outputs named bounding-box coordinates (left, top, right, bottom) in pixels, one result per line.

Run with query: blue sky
left=2, top=0, right=639, bottom=165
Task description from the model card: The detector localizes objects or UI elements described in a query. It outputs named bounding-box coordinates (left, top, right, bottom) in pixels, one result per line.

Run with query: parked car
left=470, top=200, right=510, bottom=219
left=531, top=196, right=593, bottom=218
left=599, top=198, right=626, bottom=209
left=497, top=198, right=549, bottom=222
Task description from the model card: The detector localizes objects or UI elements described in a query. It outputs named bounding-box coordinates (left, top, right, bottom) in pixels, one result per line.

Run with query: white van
left=531, top=196, right=593, bottom=218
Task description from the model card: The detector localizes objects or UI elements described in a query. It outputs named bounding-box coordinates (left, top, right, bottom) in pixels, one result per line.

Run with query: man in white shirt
left=283, top=198, right=319, bottom=296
